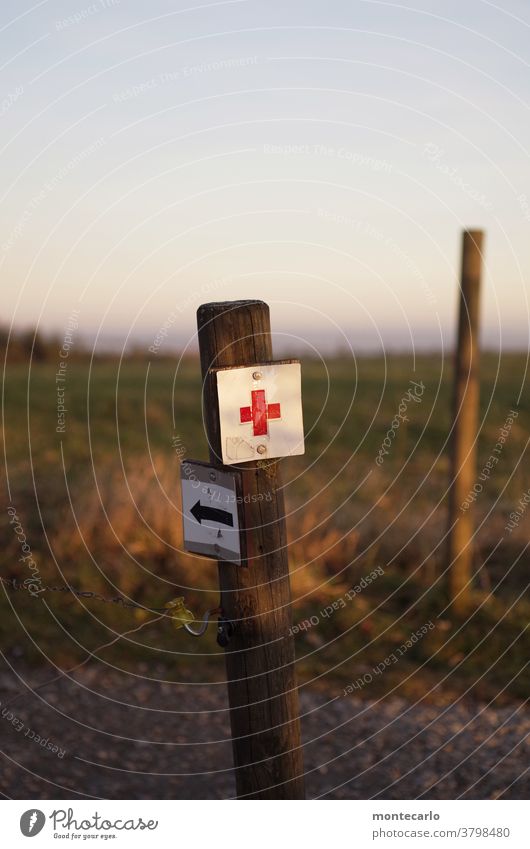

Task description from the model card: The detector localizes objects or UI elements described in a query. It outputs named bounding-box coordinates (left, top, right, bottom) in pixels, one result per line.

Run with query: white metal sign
left=180, top=460, right=243, bottom=564
left=215, top=360, right=305, bottom=465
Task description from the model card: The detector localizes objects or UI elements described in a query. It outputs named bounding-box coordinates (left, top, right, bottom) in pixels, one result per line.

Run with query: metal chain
left=0, top=575, right=228, bottom=640
left=0, top=575, right=172, bottom=615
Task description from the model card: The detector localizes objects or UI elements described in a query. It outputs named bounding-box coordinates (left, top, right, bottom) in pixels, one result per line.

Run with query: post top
left=198, top=299, right=268, bottom=313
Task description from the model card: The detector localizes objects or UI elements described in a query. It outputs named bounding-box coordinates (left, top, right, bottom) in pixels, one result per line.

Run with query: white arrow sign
left=180, top=460, right=243, bottom=564
left=215, top=360, right=305, bottom=465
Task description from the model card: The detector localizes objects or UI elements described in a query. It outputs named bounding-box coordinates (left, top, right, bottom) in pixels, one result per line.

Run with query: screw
left=252, top=371, right=262, bottom=380
left=209, top=472, right=216, bottom=481
left=217, top=616, right=234, bottom=648
left=256, top=444, right=266, bottom=455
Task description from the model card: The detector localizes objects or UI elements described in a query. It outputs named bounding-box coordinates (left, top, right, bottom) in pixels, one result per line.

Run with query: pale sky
left=1, top=0, right=529, bottom=353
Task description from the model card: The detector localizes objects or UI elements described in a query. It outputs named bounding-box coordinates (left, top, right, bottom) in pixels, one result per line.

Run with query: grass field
left=1, top=353, right=529, bottom=703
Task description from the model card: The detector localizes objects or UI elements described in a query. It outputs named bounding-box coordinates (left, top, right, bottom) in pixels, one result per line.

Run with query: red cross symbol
left=239, top=389, right=281, bottom=437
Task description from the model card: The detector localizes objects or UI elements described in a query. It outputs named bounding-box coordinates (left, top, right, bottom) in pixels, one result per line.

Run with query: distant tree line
left=0, top=326, right=60, bottom=362
left=0, top=325, right=183, bottom=362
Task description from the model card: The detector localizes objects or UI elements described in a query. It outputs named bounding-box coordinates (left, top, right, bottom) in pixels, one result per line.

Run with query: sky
left=1, top=0, right=529, bottom=354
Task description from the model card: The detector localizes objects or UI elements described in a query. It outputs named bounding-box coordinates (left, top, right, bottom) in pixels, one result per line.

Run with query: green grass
left=1, top=353, right=529, bottom=702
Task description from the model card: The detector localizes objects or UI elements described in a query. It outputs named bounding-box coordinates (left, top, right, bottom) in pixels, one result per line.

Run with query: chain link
left=0, top=575, right=172, bottom=615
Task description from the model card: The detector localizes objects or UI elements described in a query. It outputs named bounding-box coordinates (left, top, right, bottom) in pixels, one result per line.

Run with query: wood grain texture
left=197, top=300, right=305, bottom=799
left=448, top=231, right=484, bottom=613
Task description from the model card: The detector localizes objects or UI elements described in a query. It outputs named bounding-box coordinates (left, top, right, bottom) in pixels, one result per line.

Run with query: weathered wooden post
left=447, top=230, right=484, bottom=613
left=194, top=299, right=305, bottom=799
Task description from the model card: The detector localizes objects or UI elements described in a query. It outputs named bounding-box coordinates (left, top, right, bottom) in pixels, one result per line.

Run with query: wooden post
left=447, top=230, right=484, bottom=613
left=197, top=299, right=305, bottom=799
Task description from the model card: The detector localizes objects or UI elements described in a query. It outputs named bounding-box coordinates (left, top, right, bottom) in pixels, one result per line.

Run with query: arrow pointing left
left=190, top=500, right=234, bottom=527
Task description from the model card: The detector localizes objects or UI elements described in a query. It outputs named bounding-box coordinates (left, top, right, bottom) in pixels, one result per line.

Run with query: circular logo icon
left=20, top=810, right=46, bottom=837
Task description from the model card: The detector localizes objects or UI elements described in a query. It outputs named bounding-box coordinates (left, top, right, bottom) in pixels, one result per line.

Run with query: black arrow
left=190, top=500, right=234, bottom=526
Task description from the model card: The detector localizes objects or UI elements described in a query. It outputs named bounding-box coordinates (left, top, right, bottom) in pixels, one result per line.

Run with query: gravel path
left=1, top=666, right=528, bottom=799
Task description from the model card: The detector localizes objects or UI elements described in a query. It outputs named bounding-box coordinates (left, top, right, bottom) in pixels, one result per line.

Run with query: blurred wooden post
left=447, top=230, right=484, bottom=613
left=197, top=300, right=305, bottom=799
